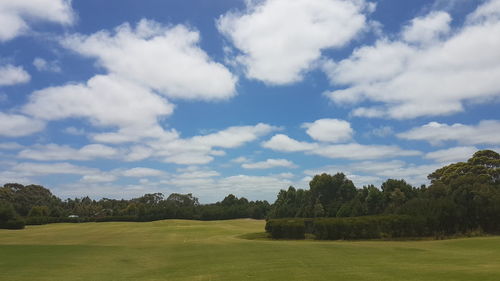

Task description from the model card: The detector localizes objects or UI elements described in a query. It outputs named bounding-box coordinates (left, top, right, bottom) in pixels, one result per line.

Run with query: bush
left=265, top=219, right=306, bottom=239
left=0, top=219, right=25, bottom=229
left=313, top=215, right=429, bottom=240
left=95, top=216, right=138, bottom=222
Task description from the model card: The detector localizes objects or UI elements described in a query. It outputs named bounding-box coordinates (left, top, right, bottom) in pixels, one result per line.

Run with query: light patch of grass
left=1, top=219, right=500, bottom=281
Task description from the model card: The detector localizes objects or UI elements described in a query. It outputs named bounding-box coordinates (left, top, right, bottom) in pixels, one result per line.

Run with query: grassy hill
left=1, top=219, right=499, bottom=281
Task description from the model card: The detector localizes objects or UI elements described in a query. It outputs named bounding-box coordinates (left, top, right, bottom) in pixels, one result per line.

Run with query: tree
left=309, top=173, right=356, bottom=216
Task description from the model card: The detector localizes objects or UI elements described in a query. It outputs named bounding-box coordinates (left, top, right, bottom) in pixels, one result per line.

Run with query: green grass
left=1, top=219, right=500, bottom=281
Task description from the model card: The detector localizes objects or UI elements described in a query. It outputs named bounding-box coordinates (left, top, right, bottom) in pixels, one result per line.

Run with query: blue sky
left=0, top=0, right=499, bottom=202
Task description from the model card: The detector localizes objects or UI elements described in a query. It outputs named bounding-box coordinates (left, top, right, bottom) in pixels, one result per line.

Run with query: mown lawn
left=0, top=219, right=499, bottom=281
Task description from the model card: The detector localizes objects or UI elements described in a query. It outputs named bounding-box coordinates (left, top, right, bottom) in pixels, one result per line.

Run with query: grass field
left=1, top=219, right=499, bottom=281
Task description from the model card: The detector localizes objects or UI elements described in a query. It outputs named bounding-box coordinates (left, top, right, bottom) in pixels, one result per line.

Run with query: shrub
left=313, top=215, right=429, bottom=240
left=0, top=219, right=25, bottom=229
left=265, top=219, right=306, bottom=239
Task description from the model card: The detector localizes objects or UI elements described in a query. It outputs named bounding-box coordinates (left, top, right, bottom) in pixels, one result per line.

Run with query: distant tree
left=309, top=173, right=356, bottom=216
left=28, top=205, right=50, bottom=217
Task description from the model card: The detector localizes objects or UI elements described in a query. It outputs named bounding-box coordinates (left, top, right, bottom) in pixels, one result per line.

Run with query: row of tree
left=0, top=185, right=270, bottom=229
left=1, top=150, right=499, bottom=237
left=268, top=150, right=500, bottom=236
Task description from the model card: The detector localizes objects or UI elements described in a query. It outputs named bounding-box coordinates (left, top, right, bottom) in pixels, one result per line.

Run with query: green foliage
left=309, top=173, right=357, bottom=216
left=28, top=205, right=50, bottom=217
left=313, top=215, right=428, bottom=240
left=265, top=219, right=306, bottom=239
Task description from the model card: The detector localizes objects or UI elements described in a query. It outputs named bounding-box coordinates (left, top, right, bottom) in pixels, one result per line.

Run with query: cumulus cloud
left=324, top=1, right=500, bottom=119
left=397, top=120, right=500, bottom=145
left=62, top=19, right=236, bottom=100
left=18, top=144, right=118, bottom=161
left=0, top=112, right=45, bottom=137
left=23, top=74, right=174, bottom=138
left=0, top=64, right=30, bottom=86
left=302, top=118, right=353, bottom=142
left=402, top=11, right=451, bottom=45
left=0, top=0, right=74, bottom=41
left=149, top=123, right=278, bottom=165
left=33, top=58, right=61, bottom=72
left=424, top=146, right=478, bottom=163
left=262, top=134, right=420, bottom=160
left=218, top=0, right=373, bottom=84
left=242, top=158, right=297, bottom=169
left=0, top=142, right=24, bottom=150
left=121, top=167, right=166, bottom=177
left=12, top=162, right=98, bottom=176
left=262, top=134, right=319, bottom=152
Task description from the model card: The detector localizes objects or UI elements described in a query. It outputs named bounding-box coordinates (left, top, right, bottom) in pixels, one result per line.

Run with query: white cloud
left=190, top=123, right=276, bottom=148
left=12, top=162, right=98, bottom=176
left=0, top=0, right=74, bottom=41
left=148, top=123, right=278, bottom=165
left=64, top=127, right=85, bottom=136
left=369, top=126, right=394, bottom=137
left=467, top=0, right=500, bottom=23
left=0, top=142, right=24, bottom=150
left=33, top=58, right=61, bottom=72
left=231, top=156, right=249, bottom=163
left=424, top=146, right=478, bottom=163
left=62, top=19, right=236, bottom=100
left=218, top=0, right=373, bottom=84
left=263, top=133, right=420, bottom=160
left=324, top=1, right=500, bottom=119
left=317, top=143, right=420, bottom=160
left=302, top=118, right=353, bottom=142
left=397, top=120, right=500, bottom=145
left=402, top=11, right=451, bottom=45
left=18, top=144, right=118, bottom=161
left=23, top=74, right=174, bottom=139
left=242, top=158, right=296, bottom=169
left=0, top=112, right=45, bottom=137
left=0, top=64, right=30, bottom=86
left=262, top=134, right=319, bottom=152
left=124, top=146, right=154, bottom=162
left=121, top=167, right=165, bottom=177
left=81, top=173, right=117, bottom=183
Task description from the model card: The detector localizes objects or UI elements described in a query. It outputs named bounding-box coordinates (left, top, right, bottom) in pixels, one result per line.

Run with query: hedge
left=265, top=219, right=306, bottom=239
left=313, top=215, right=429, bottom=240
left=0, top=219, right=25, bottom=229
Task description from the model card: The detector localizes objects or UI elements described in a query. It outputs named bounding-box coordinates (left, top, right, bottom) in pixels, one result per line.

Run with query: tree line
left=1, top=150, right=499, bottom=239
left=0, top=186, right=270, bottom=229
left=266, top=150, right=500, bottom=239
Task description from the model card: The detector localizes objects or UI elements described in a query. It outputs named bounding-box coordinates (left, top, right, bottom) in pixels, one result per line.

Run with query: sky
left=0, top=0, right=499, bottom=203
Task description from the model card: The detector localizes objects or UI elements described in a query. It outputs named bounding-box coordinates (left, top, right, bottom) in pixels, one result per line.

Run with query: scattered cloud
left=263, top=133, right=420, bottom=160
left=324, top=1, right=500, bottom=119
left=302, top=118, right=353, bottom=143
left=402, top=11, right=451, bottom=45
left=62, top=19, right=237, bottom=100
left=18, top=144, right=118, bottom=161
left=398, top=120, right=500, bottom=145
left=0, top=64, right=30, bottom=86
left=262, top=134, right=319, bottom=152
left=12, top=162, right=98, bottom=176
left=242, top=158, right=296, bottom=169
left=121, top=167, right=166, bottom=177
left=218, top=0, right=374, bottom=84
left=0, top=142, right=24, bottom=150
left=33, top=58, right=61, bottom=72
left=369, top=126, right=394, bottom=137
left=23, top=74, right=174, bottom=141
left=0, top=112, right=45, bottom=137
left=424, top=146, right=478, bottom=163
left=0, top=0, right=74, bottom=41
